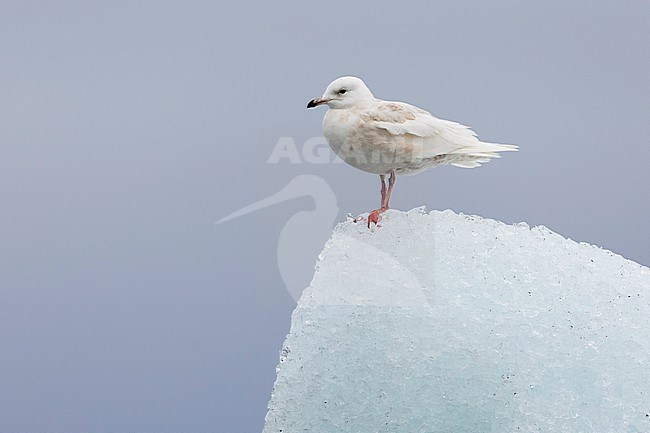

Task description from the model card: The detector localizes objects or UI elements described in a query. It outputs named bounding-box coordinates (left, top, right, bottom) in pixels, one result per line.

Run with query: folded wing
left=366, top=101, right=518, bottom=167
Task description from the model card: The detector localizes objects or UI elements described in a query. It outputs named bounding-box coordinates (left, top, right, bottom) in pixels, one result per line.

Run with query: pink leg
left=368, top=171, right=396, bottom=228
left=380, top=174, right=387, bottom=204
left=384, top=170, right=396, bottom=209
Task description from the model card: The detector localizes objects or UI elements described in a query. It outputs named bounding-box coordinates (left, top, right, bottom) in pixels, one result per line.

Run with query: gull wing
left=365, top=100, right=517, bottom=165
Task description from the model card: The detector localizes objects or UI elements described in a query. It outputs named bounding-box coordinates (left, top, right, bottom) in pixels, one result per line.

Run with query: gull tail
left=450, top=141, right=518, bottom=168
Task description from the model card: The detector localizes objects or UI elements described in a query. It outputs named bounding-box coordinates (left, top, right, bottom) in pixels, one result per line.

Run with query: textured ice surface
left=263, top=208, right=650, bottom=433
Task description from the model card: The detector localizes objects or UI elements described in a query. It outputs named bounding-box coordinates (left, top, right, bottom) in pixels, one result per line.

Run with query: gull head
left=307, top=76, right=375, bottom=110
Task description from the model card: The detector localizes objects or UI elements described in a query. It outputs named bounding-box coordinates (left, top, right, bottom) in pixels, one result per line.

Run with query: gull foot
left=367, top=207, right=387, bottom=228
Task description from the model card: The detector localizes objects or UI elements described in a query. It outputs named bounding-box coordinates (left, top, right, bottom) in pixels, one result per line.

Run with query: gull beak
left=307, top=97, right=328, bottom=108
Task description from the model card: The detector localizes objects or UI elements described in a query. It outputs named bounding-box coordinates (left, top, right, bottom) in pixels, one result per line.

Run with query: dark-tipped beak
left=307, top=98, right=327, bottom=108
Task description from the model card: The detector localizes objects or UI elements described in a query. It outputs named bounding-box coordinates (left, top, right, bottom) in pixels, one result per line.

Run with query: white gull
left=307, top=76, right=518, bottom=226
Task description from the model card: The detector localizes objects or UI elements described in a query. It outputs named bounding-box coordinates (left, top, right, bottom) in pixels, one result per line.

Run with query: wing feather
left=364, top=100, right=517, bottom=160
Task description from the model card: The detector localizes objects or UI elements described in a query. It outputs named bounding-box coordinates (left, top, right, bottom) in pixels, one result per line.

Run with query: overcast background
left=1, top=2, right=648, bottom=432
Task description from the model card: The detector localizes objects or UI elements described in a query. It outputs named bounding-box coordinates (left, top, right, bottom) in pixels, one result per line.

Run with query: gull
left=307, top=76, right=518, bottom=227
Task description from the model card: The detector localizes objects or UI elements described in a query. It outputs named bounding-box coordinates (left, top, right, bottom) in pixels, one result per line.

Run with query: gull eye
left=338, top=89, right=347, bottom=95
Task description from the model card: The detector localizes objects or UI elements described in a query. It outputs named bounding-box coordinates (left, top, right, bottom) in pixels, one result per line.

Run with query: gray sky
left=1, top=2, right=648, bottom=432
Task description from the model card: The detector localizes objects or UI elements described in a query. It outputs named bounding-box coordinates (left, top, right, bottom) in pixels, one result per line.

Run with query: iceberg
left=263, top=208, right=650, bottom=433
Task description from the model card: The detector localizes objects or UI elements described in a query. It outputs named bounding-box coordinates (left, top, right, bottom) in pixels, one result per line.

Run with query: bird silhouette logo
left=217, top=175, right=339, bottom=301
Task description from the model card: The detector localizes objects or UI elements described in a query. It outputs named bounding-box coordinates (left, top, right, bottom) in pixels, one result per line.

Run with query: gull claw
left=367, top=208, right=387, bottom=228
